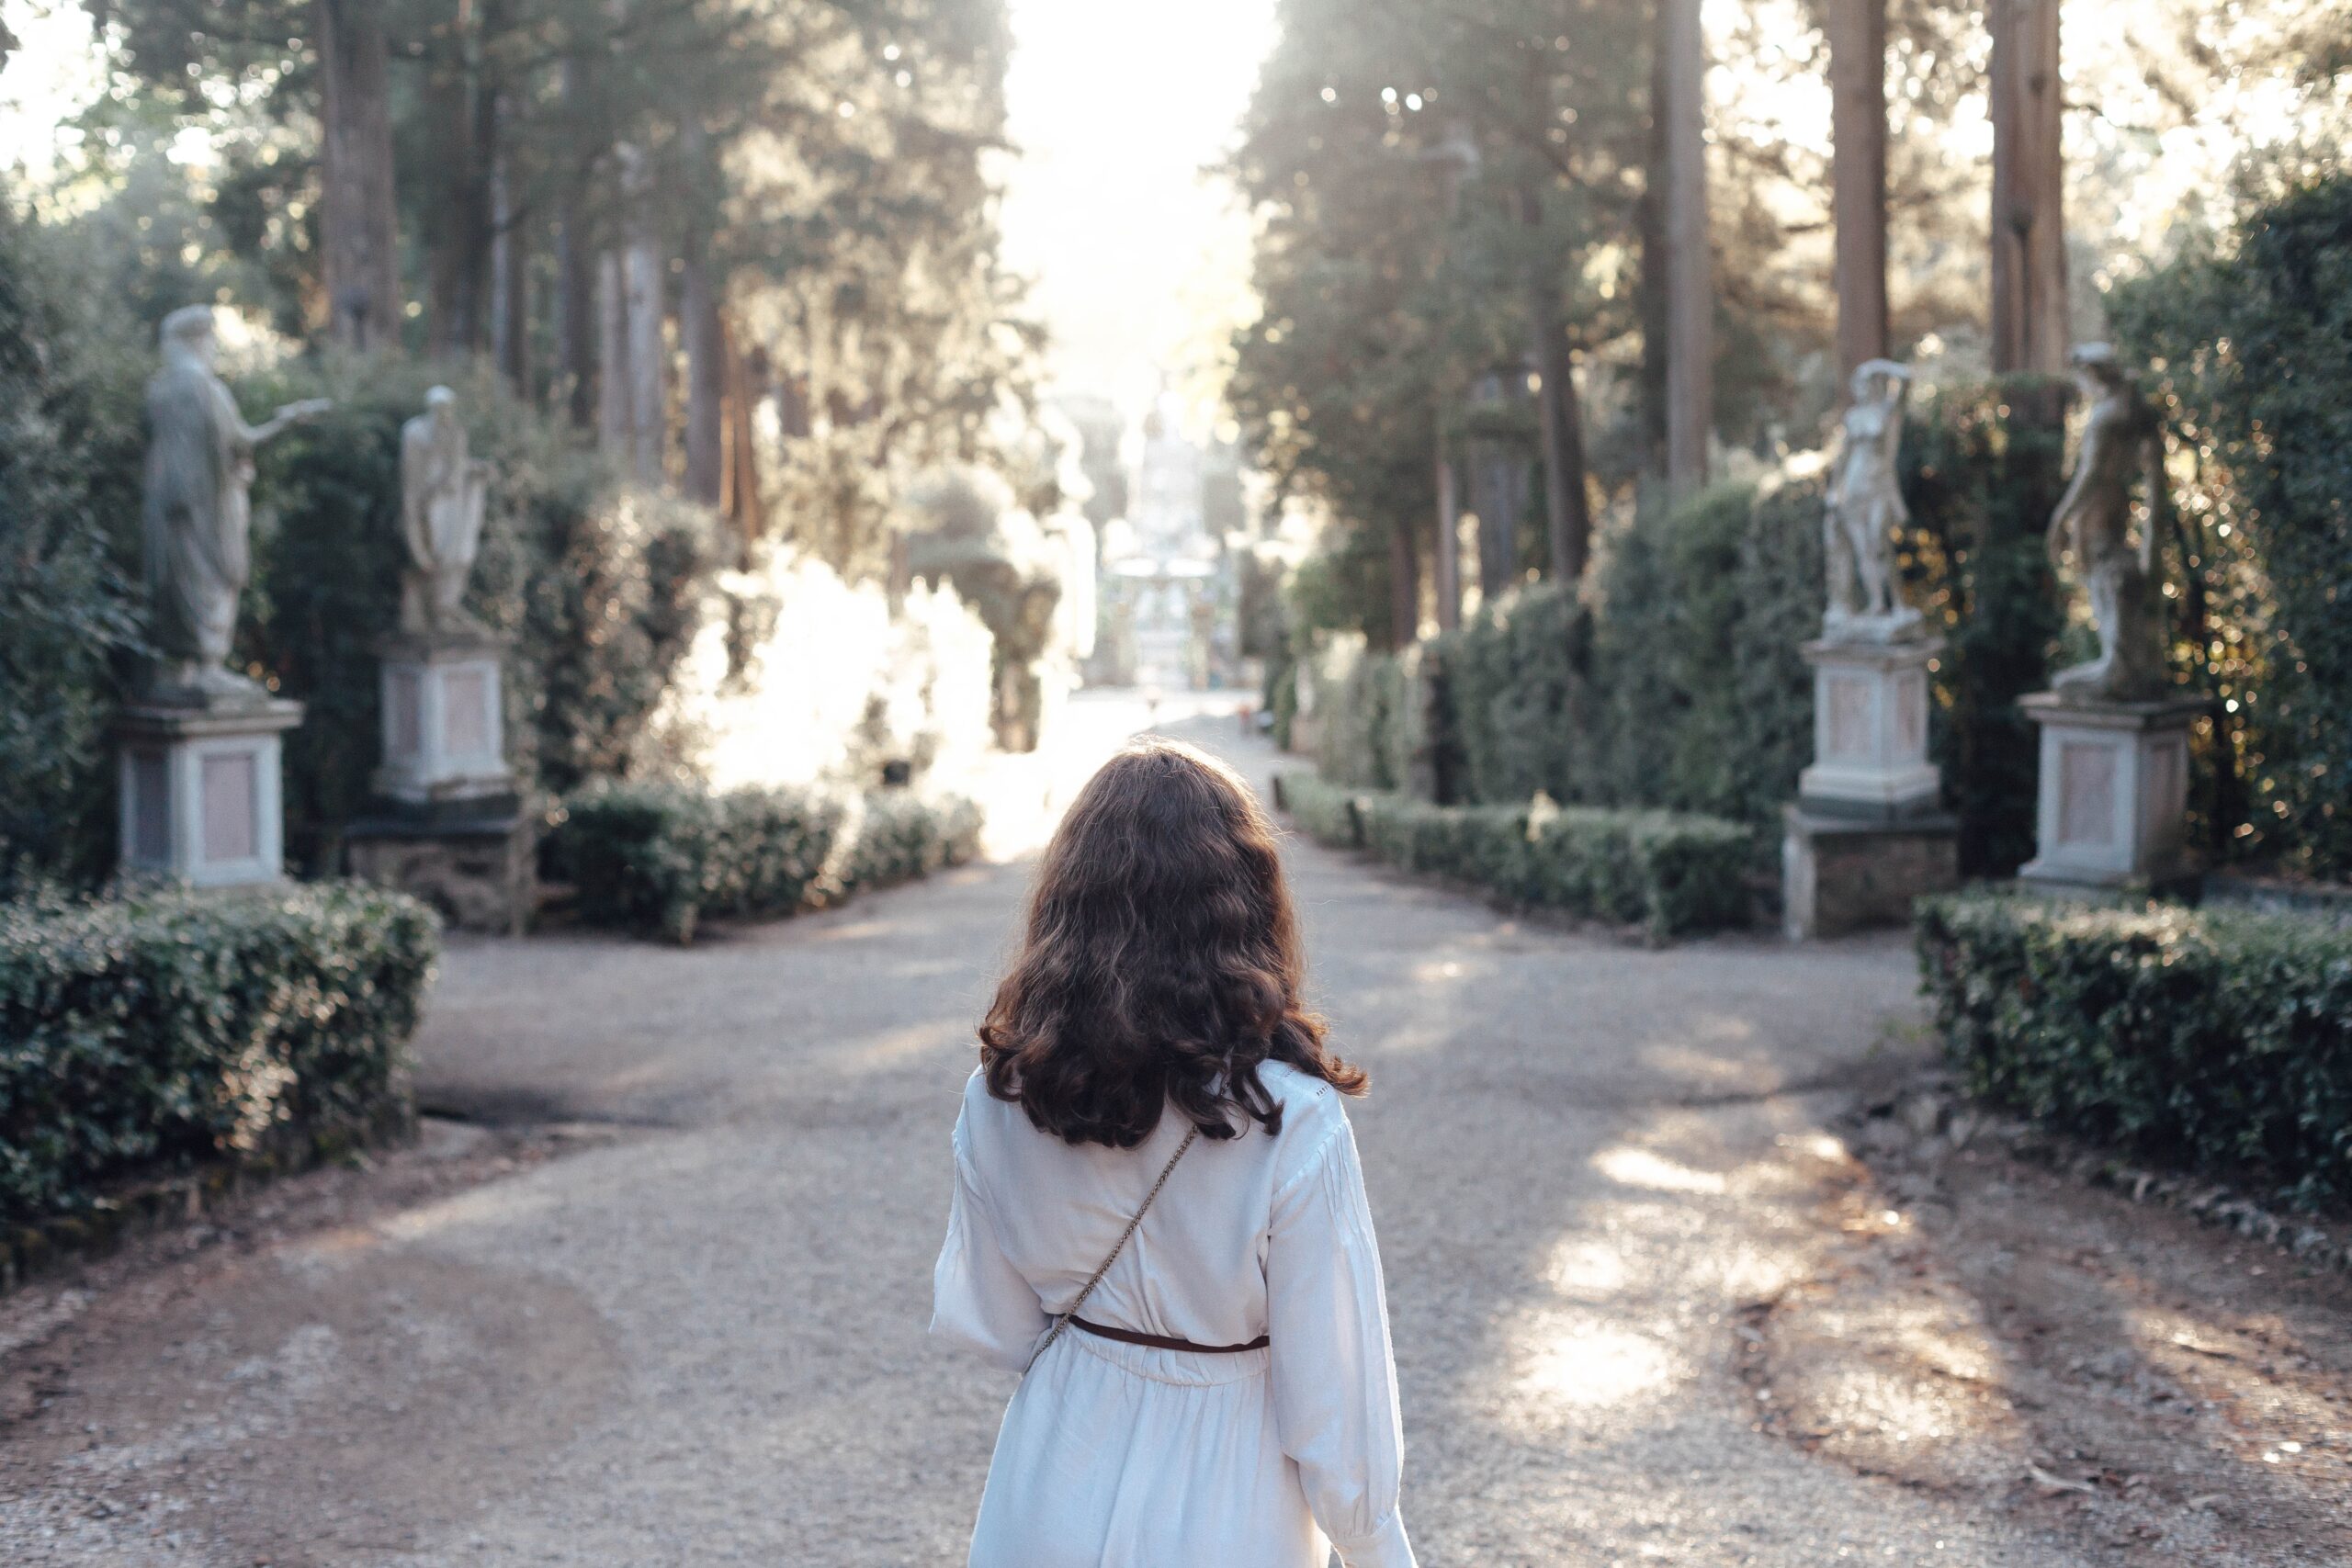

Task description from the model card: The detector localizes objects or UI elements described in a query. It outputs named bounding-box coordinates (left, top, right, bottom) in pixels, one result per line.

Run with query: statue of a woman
left=398, top=386, right=493, bottom=634
left=2049, top=344, right=2170, bottom=702
left=1822, top=358, right=1918, bottom=640
left=141, top=306, right=330, bottom=701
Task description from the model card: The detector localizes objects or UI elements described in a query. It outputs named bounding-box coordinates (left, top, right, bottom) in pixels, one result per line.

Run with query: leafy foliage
left=1917, top=891, right=2352, bottom=1209
left=0, top=882, right=437, bottom=1228
left=2110, top=172, right=2352, bottom=878
left=0, top=204, right=148, bottom=893
left=1277, top=771, right=1750, bottom=941
left=551, top=779, right=979, bottom=944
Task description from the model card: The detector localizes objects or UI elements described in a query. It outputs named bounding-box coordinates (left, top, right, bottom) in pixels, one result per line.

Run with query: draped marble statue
left=141, top=305, right=329, bottom=701
left=398, top=386, right=492, bottom=634
left=2048, top=344, right=2169, bottom=702
left=1822, top=358, right=1918, bottom=641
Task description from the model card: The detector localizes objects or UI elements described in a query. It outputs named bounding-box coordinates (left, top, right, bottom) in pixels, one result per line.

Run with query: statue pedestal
left=1782, top=636, right=1956, bottom=939
left=348, top=629, right=531, bottom=931
left=371, top=631, right=514, bottom=812
left=2018, top=693, right=2207, bottom=889
left=1797, top=636, right=1943, bottom=818
left=117, top=697, right=304, bottom=886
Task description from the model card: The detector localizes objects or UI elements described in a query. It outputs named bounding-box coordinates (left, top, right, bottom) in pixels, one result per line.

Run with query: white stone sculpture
left=1822, top=358, right=1919, bottom=642
left=2048, top=344, right=2169, bottom=702
left=141, top=305, right=330, bottom=701
left=398, top=386, right=492, bottom=634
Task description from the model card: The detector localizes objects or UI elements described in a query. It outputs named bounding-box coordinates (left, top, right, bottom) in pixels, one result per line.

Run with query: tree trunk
left=1637, top=42, right=1671, bottom=488
left=681, top=245, right=724, bottom=506
left=488, top=95, right=529, bottom=393
left=1521, top=186, right=1593, bottom=581
left=313, top=0, right=401, bottom=349
left=1659, top=0, right=1713, bottom=498
left=1829, top=0, right=1890, bottom=394
left=1433, top=445, right=1462, bottom=633
left=618, top=142, right=666, bottom=489
left=718, top=314, right=765, bottom=554
left=555, top=62, right=595, bottom=426
left=596, top=249, right=631, bottom=456
left=1387, top=513, right=1421, bottom=652
left=427, top=40, right=499, bottom=359
left=680, top=122, right=724, bottom=507
left=1989, top=0, right=2067, bottom=374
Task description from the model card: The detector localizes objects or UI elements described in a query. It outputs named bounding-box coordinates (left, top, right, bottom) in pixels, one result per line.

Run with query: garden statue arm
left=2047, top=428, right=2097, bottom=575
left=243, top=397, right=333, bottom=447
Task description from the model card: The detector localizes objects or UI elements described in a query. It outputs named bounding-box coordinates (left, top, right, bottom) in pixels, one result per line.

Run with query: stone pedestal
left=373, top=631, right=514, bottom=811
left=117, top=697, right=304, bottom=886
left=1798, top=636, right=1943, bottom=818
left=1782, top=635, right=1957, bottom=939
left=2018, top=693, right=2207, bottom=889
left=1782, top=806, right=1959, bottom=941
left=345, top=811, right=536, bottom=935
left=349, top=630, right=530, bottom=931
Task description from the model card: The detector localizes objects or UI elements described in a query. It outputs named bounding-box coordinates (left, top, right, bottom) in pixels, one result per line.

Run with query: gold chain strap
left=1024, top=1125, right=1198, bottom=1374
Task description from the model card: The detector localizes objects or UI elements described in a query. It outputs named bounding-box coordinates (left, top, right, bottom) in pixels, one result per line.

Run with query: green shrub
left=1279, top=772, right=1750, bottom=939
left=551, top=779, right=979, bottom=943
left=1917, top=892, right=2352, bottom=1208
left=1434, top=582, right=1595, bottom=808
left=0, top=883, right=438, bottom=1227
left=1274, top=770, right=1364, bottom=849
left=834, top=789, right=984, bottom=894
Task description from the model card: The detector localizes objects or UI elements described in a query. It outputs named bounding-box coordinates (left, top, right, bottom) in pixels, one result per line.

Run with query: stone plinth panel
left=118, top=697, right=304, bottom=886
left=1798, top=636, right=1943, bottom=820
left=2018, top=693, right=2207, bottom=888
left=374, top=632, right=514, bottom=809
left=1781, top=806, right=1959, bottom=942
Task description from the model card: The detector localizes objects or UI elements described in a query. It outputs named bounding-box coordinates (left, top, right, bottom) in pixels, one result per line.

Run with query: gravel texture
left=4, top=693, right=2345, bottom=1564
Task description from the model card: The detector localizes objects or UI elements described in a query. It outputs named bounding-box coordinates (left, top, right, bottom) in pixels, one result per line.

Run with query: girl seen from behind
left=931, top=737, right=1416, bottom=1568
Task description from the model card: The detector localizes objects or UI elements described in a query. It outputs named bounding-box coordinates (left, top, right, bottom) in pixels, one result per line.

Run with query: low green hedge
left=550, top=780, right=981, bottom=943
left=1277, top=770, right=1750, bottom=940
left=1917, top=893, right=2352, bottom=1208
left=0, top=883, right=438, bottom=1229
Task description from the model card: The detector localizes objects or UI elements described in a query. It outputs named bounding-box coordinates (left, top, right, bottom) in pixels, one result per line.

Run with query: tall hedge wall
left=1308, top=385, right=2072, bottom=876
left=2110, top=171, right=2352, bottom=880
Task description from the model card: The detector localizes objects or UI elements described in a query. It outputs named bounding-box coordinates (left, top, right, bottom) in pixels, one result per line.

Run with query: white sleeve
left=929, top=1111, right=1048, bottom=1372
left=1266, top=1109, right=1418, bottom=1568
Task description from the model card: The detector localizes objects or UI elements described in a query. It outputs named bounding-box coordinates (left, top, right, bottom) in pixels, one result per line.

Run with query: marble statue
left=1822, top=358, right=1919, bottom=641
left=141, top=305, right=330, bottom=701
left=2048, top=344, right=2169, bottom=702
left=398, top=386, right=493, bottom=635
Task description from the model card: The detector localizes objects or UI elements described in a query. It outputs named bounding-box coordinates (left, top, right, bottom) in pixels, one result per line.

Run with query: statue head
left=2069, top=342, right=2129, bottom=396
left=159, top=305, right=218, bottom=369
left=425, top=385, right=458, bottom=424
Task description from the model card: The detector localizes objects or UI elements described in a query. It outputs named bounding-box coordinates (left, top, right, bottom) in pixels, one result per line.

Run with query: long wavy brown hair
left=978, top=737, right=1366, bottom=1147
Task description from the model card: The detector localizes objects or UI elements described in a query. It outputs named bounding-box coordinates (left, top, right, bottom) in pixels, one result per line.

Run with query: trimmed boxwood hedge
left=550, top=780, right=981, bottom=943
left=1277, top=770, right=1750, bottom=941
left=0, top=883, right=438, bottom=1230
left=1917, top=892, right=2352, bottom=1208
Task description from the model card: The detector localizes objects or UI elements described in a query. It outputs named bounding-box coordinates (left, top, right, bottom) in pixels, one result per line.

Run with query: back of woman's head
left=978, top=737, right=1366, bottom=1146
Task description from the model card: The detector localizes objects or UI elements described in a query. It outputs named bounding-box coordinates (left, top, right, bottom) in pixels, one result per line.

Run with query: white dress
left=931, top=1061, right=1418, bottom=1568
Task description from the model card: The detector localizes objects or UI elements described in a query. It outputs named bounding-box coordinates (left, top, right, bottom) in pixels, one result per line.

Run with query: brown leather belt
left=1071, top=1316, right=1269, bottom=1354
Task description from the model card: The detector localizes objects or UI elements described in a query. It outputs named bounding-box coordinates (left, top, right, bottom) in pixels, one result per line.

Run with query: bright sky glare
left=995, top=0, right=1275, bottom=424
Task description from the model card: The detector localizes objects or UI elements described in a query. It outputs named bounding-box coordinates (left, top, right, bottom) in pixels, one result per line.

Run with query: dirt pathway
left=3, top=694, right=2346, bottom=1564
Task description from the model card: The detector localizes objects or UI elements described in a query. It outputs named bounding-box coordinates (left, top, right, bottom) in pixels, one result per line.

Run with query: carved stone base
left=1781, top=806, right=1960, bottom=941
left=1798, top=636, right=1944, bottom=820
left=2018, top=693, right=2208, bottom=889
left=374, top=633, right=514, bottom=808
left=345, top=810, right=537, bottom=935
left=117, top=699, right=304, bottom=886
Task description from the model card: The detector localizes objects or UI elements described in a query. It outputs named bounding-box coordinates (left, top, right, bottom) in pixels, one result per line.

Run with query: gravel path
left=9, top=694, right=2325, bottom=1564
